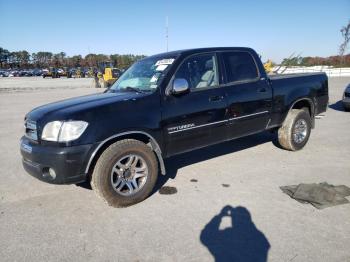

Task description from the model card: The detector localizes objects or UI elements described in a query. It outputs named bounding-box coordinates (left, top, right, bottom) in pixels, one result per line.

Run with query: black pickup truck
left=20, top=47, right=328, bottom=206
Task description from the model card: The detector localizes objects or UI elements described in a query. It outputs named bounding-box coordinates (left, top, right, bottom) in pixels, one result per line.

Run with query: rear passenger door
left=220, top=51, right=272, bottom=139
left=162, top=53, right=228, bottom=156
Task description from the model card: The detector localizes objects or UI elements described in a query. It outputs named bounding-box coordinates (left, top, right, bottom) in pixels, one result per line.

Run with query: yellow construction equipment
left=263, top=60, right=274, bottom=74
left=96, top=62, right=121, bottom=88
left=75, top=68, right=83, bottom=78
left=43, top=67, right=59, bottom=78
left=86, top=68, right=94, bottom=78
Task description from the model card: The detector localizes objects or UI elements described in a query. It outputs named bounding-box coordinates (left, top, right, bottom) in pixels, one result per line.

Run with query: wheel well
left=290, top=98, right=315, bottom=128
left=86, top=133, right=162, bottom=180
left=292, top=99, right=312, bottom=116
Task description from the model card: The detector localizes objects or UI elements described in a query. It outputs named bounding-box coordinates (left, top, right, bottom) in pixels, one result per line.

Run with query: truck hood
left=26, top=91, right=141, bottom=122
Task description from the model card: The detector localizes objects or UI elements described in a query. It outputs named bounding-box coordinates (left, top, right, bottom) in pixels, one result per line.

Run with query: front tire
left=91, top=139, right=158, bottom=207
left=277, top=109, right=311, bottom=151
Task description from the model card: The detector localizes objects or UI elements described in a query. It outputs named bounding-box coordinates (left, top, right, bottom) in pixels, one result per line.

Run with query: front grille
left=25, top=119, right=38, bottom=141
left=345, top=92, right=350, bottom=98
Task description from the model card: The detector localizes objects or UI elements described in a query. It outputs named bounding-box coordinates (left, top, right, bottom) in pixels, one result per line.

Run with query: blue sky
left=0, top=0, right=349, bottom=62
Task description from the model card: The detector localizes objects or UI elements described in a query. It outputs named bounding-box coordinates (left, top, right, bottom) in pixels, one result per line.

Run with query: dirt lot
left=0, top=76, right=95, bottom=92
left=0, top=77, right=349, bottom=262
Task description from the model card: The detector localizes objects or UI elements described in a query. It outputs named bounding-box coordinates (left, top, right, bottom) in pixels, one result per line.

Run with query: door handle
left=257, top=87, right=267, bottom=93
left=209, top=95, right=224, bottom=102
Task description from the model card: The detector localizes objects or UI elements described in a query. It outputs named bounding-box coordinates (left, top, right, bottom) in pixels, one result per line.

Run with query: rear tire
left=277, top=109, right=311, bottom=151
left=91, top=139, right=158, bottom=207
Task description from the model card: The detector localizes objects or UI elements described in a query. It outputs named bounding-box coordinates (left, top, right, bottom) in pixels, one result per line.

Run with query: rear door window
left=222, top=52, right=259, bottom=83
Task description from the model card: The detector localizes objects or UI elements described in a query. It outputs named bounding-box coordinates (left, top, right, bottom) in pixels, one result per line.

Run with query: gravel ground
left=0, top=77, right=349, bottom=262
left=0, top=76, right=95, bottom=92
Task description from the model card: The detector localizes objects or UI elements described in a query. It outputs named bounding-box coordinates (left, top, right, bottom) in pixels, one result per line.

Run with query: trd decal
left=168, top=123, right=195, bottom=133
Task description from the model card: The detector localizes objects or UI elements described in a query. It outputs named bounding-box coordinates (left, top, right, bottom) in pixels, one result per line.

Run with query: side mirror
left=172, top=78, right=189, bottom=95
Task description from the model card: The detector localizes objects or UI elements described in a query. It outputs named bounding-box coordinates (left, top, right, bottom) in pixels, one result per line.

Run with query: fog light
left=48, top=168, right=56, bottom=179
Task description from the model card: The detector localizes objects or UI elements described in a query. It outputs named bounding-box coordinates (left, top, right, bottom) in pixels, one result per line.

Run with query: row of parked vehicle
left=42, top=67, right=96, bottom=78
left=0, top=69, right=43, bottom=77
left=0, top=67, right=96, bottom=78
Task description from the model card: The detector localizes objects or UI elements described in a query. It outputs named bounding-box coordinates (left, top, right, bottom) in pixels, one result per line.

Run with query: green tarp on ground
left=280, top=182, right=350, bottom=209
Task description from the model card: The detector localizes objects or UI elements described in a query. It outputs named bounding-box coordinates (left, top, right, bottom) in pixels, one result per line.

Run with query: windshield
left=110, top=56, right=176, bottom=93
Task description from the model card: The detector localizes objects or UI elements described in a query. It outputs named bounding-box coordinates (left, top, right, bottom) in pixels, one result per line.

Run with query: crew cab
left=20, top=47, right=329, bottom=206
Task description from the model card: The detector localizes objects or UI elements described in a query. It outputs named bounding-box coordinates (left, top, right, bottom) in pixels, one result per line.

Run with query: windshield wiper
left=121, top=86, right=149, bottom=93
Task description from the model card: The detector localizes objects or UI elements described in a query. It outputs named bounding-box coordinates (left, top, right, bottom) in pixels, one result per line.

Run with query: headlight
left=41, top=121, right=62, bottom=141
left=59, top=121, right=89, bottom=142
left=41, top=121, right=88, bottom=142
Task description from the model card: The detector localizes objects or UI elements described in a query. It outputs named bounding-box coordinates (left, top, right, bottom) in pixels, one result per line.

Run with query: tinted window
left=175, top=54, right=218, bottom=90
left=223, top=52, right=258, bottom=83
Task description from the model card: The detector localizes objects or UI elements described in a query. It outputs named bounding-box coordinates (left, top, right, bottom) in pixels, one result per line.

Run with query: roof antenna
left=166, top=16, right=169, bottom=52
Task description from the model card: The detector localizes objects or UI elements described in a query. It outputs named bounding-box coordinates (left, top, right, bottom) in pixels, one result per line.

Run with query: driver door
left=161, top=53, right=228, bottom=157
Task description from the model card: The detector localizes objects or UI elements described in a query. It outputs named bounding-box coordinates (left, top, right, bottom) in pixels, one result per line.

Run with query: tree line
left=1, top=47, right=349, bottom=70
left=280, top=54, right=350, bottom=67
left=0, top=47, right=146, bottom=69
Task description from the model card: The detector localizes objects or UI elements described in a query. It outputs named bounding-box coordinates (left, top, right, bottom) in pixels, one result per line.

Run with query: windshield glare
left=110, top=56, right=176, bottom=92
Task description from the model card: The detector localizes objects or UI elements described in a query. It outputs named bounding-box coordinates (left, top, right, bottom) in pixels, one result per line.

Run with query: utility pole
left=166, top=16, right=169, bottom=52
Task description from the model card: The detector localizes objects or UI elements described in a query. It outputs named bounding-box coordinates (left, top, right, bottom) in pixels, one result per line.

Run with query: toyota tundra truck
left=20, top=47, right=329, bottom=206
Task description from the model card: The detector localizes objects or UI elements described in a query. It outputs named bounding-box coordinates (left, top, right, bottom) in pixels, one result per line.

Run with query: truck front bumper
left=20, top=136, right=96, bottom=184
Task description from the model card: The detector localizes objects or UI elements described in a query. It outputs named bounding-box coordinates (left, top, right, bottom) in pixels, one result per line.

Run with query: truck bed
left=269, top=72, right=325, bottom=80
left=268, top=72, right=328, bottom=128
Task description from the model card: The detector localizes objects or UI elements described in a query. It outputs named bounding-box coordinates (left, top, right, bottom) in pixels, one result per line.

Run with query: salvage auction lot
left=0, top=77, right=349, bottom=261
